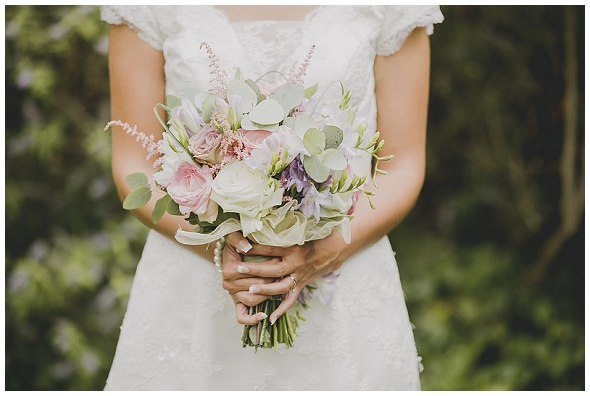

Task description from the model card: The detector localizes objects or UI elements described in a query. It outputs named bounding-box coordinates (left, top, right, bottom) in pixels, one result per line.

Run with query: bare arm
left=223, top=27, right=431, bottom=323
left=108, top=24, right=214, bottom=262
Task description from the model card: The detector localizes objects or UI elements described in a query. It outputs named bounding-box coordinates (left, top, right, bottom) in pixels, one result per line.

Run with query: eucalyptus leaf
left=244, top=79, right=261, bottom=95
left=166, top=199, right=183, bottom=216
left=283, top=116, right=295, bottom=130
left=270, top=84, right=305, bottom=116
left=152, top=194, right=172, bottom=224
left=125, top=172, right=149, bottom=190
left=166, top=95, right=181, bottom=109
left=226, top=79, right=257, bottom=112
left=322, top=148, right=347, bottom=170
left=257, top=93, right=266, bottom=104
left=122, top=186, right=151, bottom=210
left=248, top=99, right=284, bottom=125
left=193, top=92, right=211, bottom=108
left=305, top=83, right=318, bottom=99
left=182, top=87, right=201, bottom=101
left=291, top=114, right=318, bottom=138
left=303, top=155, right=330, bottom=183
left=303, top=128, right=326, bottom=155
left=201, top=94, right=222, bottom=123
left=322, top=125, right=343, bottom=149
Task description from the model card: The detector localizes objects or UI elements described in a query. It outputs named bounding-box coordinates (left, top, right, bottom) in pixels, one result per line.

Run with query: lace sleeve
left=99, top=5, right=165, bottom=51
left=375, top=5, right=444, bottom=57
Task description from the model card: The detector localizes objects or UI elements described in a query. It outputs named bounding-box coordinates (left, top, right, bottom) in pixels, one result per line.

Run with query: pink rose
left=189, top=124, right=223, bottom=165
left=240, top=129, right=272, bottom=150
left=167, top=163, right=217, bottom=218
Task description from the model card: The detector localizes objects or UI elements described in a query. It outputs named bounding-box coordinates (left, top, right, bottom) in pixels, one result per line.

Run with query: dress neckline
left=211, top=5, right=325, bottom=25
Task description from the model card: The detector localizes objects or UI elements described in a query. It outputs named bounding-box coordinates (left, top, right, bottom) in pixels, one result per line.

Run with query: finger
left=235, top=302, right=267, bottom=325
left=225, top=231, right=252, bottom=254
left=230, top=257, right=283, bottom=278
left=237, top=259, right=293, bottom=279
left=222, top=276, right=276, bottom=294
left=248, top=276, right=295, bottom=296
left=269, top=288, right=299, bottom=325
left=247, top=243, right=295, bottom=257
left=232, top=291, right=270, bottom=307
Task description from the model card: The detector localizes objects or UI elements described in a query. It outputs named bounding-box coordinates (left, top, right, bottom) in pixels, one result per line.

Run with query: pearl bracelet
left=213, top=236, right=226, bottom=274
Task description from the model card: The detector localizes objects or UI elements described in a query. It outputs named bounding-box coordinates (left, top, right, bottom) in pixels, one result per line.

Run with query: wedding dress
left=100, top=5, right=443, bottom=391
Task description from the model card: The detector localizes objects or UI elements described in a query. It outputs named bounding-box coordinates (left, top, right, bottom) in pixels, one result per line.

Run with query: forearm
left=108, top=24, right=214, bottom=262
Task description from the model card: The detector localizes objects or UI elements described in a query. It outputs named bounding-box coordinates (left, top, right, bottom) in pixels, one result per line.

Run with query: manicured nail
left=249, top=286, right=261, bottom=293
left=259, top=312, right=267, bottom=319
left=238, top=240, right=252, bottom=253
left=237, top=265, right=250, bottom=274
left=270, top=317, right=276, bottom=325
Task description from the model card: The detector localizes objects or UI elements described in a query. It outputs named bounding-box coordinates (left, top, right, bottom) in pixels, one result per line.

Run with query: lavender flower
left=298, top=184, right=332, bottom=219
left=282, top=156, right=310, bottom=193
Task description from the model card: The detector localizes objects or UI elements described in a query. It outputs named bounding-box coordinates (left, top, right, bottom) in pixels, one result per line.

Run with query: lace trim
left=376, top=8, right=444, bottom=57
left=99, top=6, right=163, bottom=51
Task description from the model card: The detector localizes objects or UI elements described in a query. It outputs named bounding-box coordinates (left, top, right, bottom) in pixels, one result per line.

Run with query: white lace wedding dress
left=100, top=5, right=443, bottom=391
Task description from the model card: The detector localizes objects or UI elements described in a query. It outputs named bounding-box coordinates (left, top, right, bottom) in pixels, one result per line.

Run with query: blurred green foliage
left=5, top=5, right=584, bottom=391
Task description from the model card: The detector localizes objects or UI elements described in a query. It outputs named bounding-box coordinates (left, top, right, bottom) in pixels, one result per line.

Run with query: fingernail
left=259, top=312, right=267, bottom=319
left=237, top=265, right=250, bottom=274
left=249, top=286, right=261, bottom=293
left=270, top=317, right=276, bottom=325
left=238, top=240, right=252, bottom=253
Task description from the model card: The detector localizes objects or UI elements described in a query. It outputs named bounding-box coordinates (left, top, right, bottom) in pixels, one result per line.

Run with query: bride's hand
left=221, top=231, right=280, bottom=325
left=239, top=231, right=349, bottom=325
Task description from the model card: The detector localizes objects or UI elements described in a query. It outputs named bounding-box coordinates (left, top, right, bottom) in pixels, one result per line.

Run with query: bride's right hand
left=221, top=231, right=279, bottom=325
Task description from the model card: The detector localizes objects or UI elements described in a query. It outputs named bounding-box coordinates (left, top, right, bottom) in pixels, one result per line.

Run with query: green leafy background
left=5, top=6, right=584, bottom=391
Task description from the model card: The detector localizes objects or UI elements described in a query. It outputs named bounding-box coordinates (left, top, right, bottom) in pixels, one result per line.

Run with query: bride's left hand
left=237, top=231, right=350, bottom=324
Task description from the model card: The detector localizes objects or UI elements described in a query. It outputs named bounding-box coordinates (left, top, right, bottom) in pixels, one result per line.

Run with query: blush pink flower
left=189, top=124, right=223, bottom=165
left=167, top=163, right=216, bottom=217
left=240, top=129, right=272, bottom=150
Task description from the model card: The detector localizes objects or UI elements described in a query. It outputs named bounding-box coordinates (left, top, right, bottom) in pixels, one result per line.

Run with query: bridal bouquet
left=106, top=43, right=392, bottom=350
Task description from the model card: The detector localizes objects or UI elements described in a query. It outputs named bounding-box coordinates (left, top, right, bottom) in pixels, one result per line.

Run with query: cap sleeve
left=376, top=5, right=444, bottom=57
left=99, top=5, right=165, bottom=51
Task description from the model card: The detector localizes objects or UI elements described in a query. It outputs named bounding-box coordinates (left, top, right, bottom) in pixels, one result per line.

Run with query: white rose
left=210, top=161, right=284, bottom=235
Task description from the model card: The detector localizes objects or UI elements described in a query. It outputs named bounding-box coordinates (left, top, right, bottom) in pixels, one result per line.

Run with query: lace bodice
left=100, top=5, right=443, bottom=391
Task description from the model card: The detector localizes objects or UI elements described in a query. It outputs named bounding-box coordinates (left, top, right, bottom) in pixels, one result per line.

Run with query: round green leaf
left=122, top=186, right=151, bottom=210
left=201, top=94, right=222, bottom=123
left=322, top=148, right=347, bottom=170
left=226, top=79, right=258, bottom=112
left=270, top=84, right=305, bottom=116
left=248, top=99, right=284, bottom=125
left=166, top=199, right=183, bottom=216
left=125, top=172, right=149, bottom=190
left=303, top=128, right=326, bottom=155
left=291, top=114, right=318, bottom=138
left=322, top=125, right=343, bottom=149
left=152, top=194, right=172, bottom=224
left=303, top=155, right=330, bottom=183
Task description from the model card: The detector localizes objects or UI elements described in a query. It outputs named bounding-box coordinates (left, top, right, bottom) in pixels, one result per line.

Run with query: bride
left=101, top=5, right=443, bottom=391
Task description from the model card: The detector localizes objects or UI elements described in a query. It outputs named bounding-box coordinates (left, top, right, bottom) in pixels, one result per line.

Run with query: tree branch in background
left=530, top=6, right=584, bottom=285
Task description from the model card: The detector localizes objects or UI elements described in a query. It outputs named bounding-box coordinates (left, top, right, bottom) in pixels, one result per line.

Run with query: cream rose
left=210, top=161, right=284, bottom=235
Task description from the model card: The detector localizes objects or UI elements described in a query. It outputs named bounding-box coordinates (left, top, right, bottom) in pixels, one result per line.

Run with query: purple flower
left=282, top=156, right=310, bottom=193
left=298, top=271, right=340, bottom=306
left=298, top=184, right=332, bottom=219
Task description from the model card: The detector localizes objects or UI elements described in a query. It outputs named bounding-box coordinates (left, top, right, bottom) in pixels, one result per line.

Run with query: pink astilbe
left=207, top=133, right=251, bottom=178
left=210, top=111, right=232, bottom=135
left=289, top=45, right=316, bottom=85
left=104, top=120, right=160, bottom=167
left=199, top=41, right=228, bottom=98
